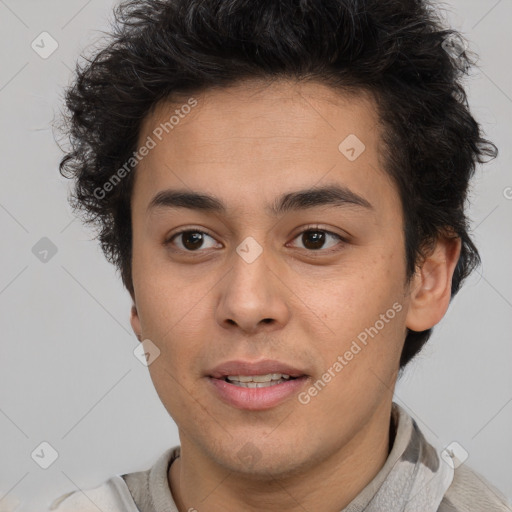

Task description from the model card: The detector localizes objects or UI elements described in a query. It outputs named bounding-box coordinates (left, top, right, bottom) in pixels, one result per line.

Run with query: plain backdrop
left=0, top=0, right=511, bottom=510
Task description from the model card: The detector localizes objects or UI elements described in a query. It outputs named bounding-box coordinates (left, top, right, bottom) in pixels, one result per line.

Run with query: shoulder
left=438, top=464, right=512, bottom=512
left=47, top=475, right=139, bottom=512
left=47, top=447, right=179, bottom=512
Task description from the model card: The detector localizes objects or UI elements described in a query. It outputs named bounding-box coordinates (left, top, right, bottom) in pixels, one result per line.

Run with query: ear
left=405, top=235, right=462, bottom=332
left=130, top=304, right=143, bottom=341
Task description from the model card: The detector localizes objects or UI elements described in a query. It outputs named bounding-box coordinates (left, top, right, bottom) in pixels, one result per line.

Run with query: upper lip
left=208, top=359, right=308, bottom=379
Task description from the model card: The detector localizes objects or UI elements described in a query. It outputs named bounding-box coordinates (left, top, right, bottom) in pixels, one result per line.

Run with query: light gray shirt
left=48, top=403, right=512, bottom=512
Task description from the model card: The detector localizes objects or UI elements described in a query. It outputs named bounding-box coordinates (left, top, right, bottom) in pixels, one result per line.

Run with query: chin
left=211, top=440, right=312, bottom=480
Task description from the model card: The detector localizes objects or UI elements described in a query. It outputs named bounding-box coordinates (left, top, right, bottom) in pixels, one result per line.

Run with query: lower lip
left=207, top=376, right=308, bottom=410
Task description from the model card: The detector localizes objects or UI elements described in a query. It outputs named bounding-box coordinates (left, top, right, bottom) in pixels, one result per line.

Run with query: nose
left=214, top=239, right=290, bottom=335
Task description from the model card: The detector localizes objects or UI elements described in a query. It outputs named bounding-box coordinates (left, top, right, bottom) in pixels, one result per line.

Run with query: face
left=129, top=79, right=412, bottom=477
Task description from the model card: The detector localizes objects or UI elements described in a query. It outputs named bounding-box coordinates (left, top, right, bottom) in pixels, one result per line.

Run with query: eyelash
left=164, top=225, right=347, bottom=255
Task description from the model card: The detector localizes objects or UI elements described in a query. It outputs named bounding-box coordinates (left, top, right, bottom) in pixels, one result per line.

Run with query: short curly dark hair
left=59, top=0, right=497, bottom=369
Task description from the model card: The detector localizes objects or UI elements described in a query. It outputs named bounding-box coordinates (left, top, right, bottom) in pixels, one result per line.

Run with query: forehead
left=133, top=79, right=396, bottom=218
left=141, top=78, right=379, bottom=149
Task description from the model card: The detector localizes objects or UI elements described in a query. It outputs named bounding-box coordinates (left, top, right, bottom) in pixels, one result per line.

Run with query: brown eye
left=167, top=230, right=219, bottom=252
left=301, top=230, right=327, bottom=250
left=290, top=228, right=344, bottom=252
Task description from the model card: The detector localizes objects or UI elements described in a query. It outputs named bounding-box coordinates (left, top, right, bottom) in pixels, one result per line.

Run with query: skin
left=129, top=78, right=461, bottom=512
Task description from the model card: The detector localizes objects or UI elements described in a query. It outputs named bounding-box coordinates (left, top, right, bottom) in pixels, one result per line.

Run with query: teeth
left=229, top=379, right=287, bottom=388
left=226, top=373, right=291, bottom=383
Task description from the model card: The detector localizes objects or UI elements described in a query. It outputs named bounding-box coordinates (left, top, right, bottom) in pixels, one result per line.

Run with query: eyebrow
left=146, top=184, right=373, bottom=217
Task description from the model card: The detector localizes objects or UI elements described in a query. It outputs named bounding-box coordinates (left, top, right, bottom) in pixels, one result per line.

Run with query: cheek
left=311, top=253, right=403, bottom=322
left=134, top=277, right=217, bottom=386
left=300, top=253, right=407, bottom=363
left=132, top=247, right=207, bottom=334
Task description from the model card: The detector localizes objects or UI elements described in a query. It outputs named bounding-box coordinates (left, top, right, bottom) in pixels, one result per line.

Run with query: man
left=49, top=0, right=510, bottom=510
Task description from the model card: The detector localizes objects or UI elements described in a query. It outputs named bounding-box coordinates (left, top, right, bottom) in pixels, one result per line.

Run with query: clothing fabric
left=47, top=402, right=512, bottom=512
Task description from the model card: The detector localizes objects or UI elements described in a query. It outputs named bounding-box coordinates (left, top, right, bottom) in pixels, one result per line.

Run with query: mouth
left=222, top=373, right=297, bottom=388
left=206, top=360, right=310, bottom=410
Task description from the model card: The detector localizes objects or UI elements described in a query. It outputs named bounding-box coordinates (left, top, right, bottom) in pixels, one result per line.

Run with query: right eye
left=165, top=229, right=221, bottom=252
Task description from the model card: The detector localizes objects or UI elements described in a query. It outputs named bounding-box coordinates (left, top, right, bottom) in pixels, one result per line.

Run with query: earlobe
left=405, top=236, right=462, bottom=332
left=130, top=304, right=143, bottom=341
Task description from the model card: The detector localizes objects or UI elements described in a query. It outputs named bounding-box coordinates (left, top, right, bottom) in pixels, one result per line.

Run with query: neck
left=169, top=401, right=394, bottom=512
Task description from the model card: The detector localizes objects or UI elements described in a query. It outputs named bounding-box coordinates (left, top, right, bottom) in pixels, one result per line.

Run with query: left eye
left=288, top=228, right=343, bottom=252
left=166, top=228, right=344, bottom=253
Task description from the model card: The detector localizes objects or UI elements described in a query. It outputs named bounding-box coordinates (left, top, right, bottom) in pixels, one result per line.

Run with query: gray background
left=0, top=0, right=511, bottom=510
